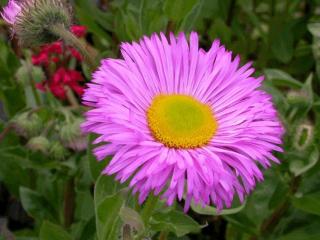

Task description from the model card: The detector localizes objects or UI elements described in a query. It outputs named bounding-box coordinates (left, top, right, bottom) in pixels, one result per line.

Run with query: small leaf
left=190, top=200, right=246, bottom=216
left=39, top=221, right=73, bottom=240
left=150, top=210, right=202, bottom=237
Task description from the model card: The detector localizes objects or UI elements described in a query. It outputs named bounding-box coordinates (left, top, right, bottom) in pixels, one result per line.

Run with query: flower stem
left=50, top=24, right=96, bottom=71
left=141, top=194, right=159, bottom=225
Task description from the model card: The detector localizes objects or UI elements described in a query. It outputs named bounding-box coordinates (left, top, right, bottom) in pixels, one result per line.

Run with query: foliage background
left=0, top=0, right=320, bottom=239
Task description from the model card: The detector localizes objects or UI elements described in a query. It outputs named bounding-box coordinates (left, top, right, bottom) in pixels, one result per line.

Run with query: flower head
left=1, top=0, right=71, bottom=46
left=82, top=32, right=284, bottom=210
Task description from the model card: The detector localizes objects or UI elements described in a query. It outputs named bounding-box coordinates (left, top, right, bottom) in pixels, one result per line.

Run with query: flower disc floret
left=147, top=94, right=217, bottom=149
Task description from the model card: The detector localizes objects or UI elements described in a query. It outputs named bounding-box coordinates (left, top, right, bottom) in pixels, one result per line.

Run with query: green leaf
left=190, top=199, right=246, bottom=216
left=276, top=223, right=320, bottom=240
left=264, top=69, right=302, bottom=89
left=150, top=210, right=202, bottom=237
left=119, top=207, right=145, bottom=233
left=39, top=221, right=73, bottom=240
left=289, top=147, right=319, bottom=176
left=94, top=175, right=126, bottom=240
left=179, top=0, right=204, bottom=32
left=268, top=181, right=289, bottom=209
left=292, top=192, right=320, bottom=216
left=19, top=187, right=56, bottom=222
left=163, top=0, right=198, bottom=22
left=87, top=134, right=107, bottom=181
left=0, top=152, right=30, bottom=196
left=223, top=213, right=257, bottom=235
left=208, top=18, right=232, bottom=45
left=269, top=17, right=294, bottom=63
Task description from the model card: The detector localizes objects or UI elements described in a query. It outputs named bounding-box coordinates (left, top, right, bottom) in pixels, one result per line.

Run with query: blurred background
left=0, top=0, right=320, bottom=239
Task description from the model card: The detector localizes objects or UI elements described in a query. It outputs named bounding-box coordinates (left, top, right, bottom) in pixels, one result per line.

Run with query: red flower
left=71, top=25, right=87, bottom=38
left=32, top=25, right=87, bottom=102
left=36, top=68, right=85, bottom=100
left=69, top=47, right=83, bottom=61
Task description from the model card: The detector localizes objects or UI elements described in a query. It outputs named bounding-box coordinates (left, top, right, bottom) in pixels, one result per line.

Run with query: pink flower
left=82, top=32, right=284, bottom=211
left=1, top=0, right=21, bottom=25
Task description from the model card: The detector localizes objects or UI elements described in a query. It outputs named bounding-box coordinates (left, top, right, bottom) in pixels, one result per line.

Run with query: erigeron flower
left=82, top=32, right=284, bottom=211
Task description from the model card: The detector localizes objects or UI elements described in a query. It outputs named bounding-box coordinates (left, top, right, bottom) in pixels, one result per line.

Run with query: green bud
left=27, top=136, right=50, bottom=153
left=287, top=89, right=310, bottom=106
left=12, top=112, right=43, bottom=138
left=60, top=118, right=87, bottom=151
left=49, top=141, right=68, bottom=160
left=14, top=0, right=72, bottom=47
left=293, top=121, right=314, bottom=151
left=15, top=60, right=45, bottom=86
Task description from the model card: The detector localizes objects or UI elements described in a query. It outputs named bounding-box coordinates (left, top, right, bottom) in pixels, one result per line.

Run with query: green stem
left=141, top=194, right=159, bottom=225
left=50, top=24, right=96, bottom=71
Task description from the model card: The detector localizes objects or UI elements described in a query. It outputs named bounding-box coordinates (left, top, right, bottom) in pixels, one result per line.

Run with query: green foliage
left=40, top=221, right=73, bottom=240
left=0, top=0, right=320, bottom=240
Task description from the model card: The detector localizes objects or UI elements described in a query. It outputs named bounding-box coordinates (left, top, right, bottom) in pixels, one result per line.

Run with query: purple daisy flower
left=82, top=32, right=284, bottom=211
left=1, top=0, right=22, bottom=25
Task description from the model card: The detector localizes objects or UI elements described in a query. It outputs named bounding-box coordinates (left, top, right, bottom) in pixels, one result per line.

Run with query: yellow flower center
left=147, top=94, right=218, bottom=149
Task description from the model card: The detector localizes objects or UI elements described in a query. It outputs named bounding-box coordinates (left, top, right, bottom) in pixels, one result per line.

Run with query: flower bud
left=49, top=141, right=68, bottom=160
left=27, top=136, right=50, bottom=153
left=2, top=0, right=72, bottom=47
left=12, top=111, right=43, bottom=138
left=60, top=118, right=87, bottom=152
left=293, top=121, right=314, bottom=151
left=287, top=89, right=310, bottom=106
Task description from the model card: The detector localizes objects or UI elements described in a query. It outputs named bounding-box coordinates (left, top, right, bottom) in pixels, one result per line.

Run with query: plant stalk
left=63, top=178, right=75, bottom=228
left=50, top=24, right=96, bottom=71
